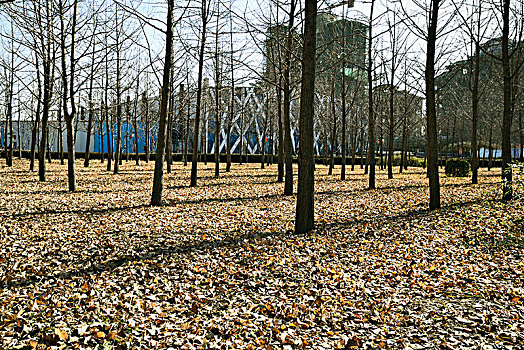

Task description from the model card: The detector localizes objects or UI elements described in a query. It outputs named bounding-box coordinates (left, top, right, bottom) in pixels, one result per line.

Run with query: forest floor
left=0, top=159, right=523, bottom=350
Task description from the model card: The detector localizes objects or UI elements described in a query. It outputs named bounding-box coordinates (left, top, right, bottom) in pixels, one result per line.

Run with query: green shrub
left=445, top=158, right=471, bottom=177
left=391, top=155, right=425, bottom=168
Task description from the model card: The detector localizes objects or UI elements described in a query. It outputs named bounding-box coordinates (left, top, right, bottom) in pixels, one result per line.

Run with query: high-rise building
left=264, top=11, right=368, bottom=91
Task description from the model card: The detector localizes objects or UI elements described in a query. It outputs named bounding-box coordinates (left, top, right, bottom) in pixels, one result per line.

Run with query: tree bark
left=59, top=0, right=78, bottom=192
left=341, top=71, right=347, bottom=180
left=328, top=79, right=336, bottom=175
left=178, top=84, right=186, bottom=165
left=227, top=7, right=234, bottom=172
left=144, top=92, right=150, bottom=163
left=501, top=0, right=512, bottom=200
left=519, top=109, right=523, bottom=162
left=366, top=0, right=376, bottom=189
left=151, top=0, right=174, bottom=206
left=400, top=111, right=407, bottom=173
left=295, top=0, right=317, bottom=234
left=191, top=1, right=209, bottom=187
left=283, top=0, right=297, bottom=195
left=134, top=73, right=140, bottom=166
left=100, top=98, right=105, bottom=163
left=387, top=76, right=395, bottom=179
left=277, top=80, right=284, bottom=181
left=30, top=80, right=41, bottom=172
left=470, top=46, right=480, bottom=184
left=114, top=25, right=123, bottom=175
left=166, top=87, right=174, bottom=173
left=84, top=73, right=94, bottom=167
left=426, top=0, right=441, bottom=209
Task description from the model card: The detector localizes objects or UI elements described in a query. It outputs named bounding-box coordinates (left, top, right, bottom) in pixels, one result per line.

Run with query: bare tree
left=501, top=0, right=512, bottom=200
left=295, top=0, right=317, bottom=234
left=283, top=0, right=297, bottom=195
left=366, top=0, right=376, bottom=189
left=151, top=0, right=175, bottom=206
left=191, top=0, right=212, bottom=187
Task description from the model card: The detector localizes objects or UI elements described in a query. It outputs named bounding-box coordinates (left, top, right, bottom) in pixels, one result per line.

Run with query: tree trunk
left=191, top=2, right=209, bottom=187
left=387, top=82, right=394, bottom=179
left=341, top=67, right=347, bottom=180
left=201, top=99, right=207, bottom=163
left=114, top=23, right=123, bottom=174
left=519, top=109, right=523, bottom=163
left=6, top=75, right=13, bottom=167
left=59, top=0, right=78, bottom=192
left=2, top=104, right=7, bottom=162
left=30, top=73, right=42, bottom=172
left=106, top=100, right=112, bottom=171
left=261, top=94, right=269, bottom=169
left=214, top=70, right=220, bottom=177
left=84, top=102, right=94, bottom=167
left=125, top=96, right=130, bottom=162
left=425, top=0, right=441, bottom=209
left=366, top=0, right=376, bottom=189
left=351, top=112, right=358, bottom=171
left=277, top=81, right=284, bottom=181
left=185, top=92, right=191, bottom=167
left=178, top=84, right=186, bottom=165
left=227, top=9, right=234, bottom=172
left=470, top=42, right=480, bottom=184
left=501, top=0, right=512, bottom=200
left=400, top=112, right=407, bottom=173
left=214, top=5, right=221, bottom=178
left=328, top=79, right=336, bottom=175
left=58, top=103, right=64, bottom=165
left=144, top=92, right=150, bottom=163
left=166, top=88, right=174, bottom=173
left=269, top=100, right=274, bottom=165
left=114, top=98, right=122, bottom=175
left=17, top=106, right=21, bottom=159
left=100, top=99, right=105, bottom=163
left=239, top=89, right=244, bottom=165
left=65, top=119, right=76, bottom=191
left=134, top=77, right=140, bottom=166
left=379, top=121, right=384, bottom=170
left=283, top=0, right=297, bottom=195
left=46, top=131, right=51, bottom=163
left=295, top=0, right=317, bottom=234
left=359, top=121, right=365, bottom=170
left=151, top=0, right=174, bottom=205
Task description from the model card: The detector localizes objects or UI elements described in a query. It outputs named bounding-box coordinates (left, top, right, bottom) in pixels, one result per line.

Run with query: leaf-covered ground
left=1, top=159, right=523, bottom=350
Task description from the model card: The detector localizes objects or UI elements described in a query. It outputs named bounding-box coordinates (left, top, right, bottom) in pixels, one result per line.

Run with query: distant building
left=316, top=12, right=367, bottom=85
left=264, top=10, right=367, bottom=93
left=435, top=36, right=523, bottom=158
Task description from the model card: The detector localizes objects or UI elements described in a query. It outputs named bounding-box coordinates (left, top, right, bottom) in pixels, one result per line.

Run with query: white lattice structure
left=194, top=86, right=333, bottom=156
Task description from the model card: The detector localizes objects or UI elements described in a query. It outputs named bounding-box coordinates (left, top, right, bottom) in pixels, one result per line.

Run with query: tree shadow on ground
left=1, top=196, right=499, bottom=290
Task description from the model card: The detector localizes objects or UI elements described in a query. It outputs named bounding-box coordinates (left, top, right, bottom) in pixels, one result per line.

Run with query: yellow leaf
left=30, top=340, right=38, bottom=348
left=55, top=328, right=68, bottom=341
left=95, top=331, right=105, bottom=338
left=180, top=323, right=190, bottom=330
